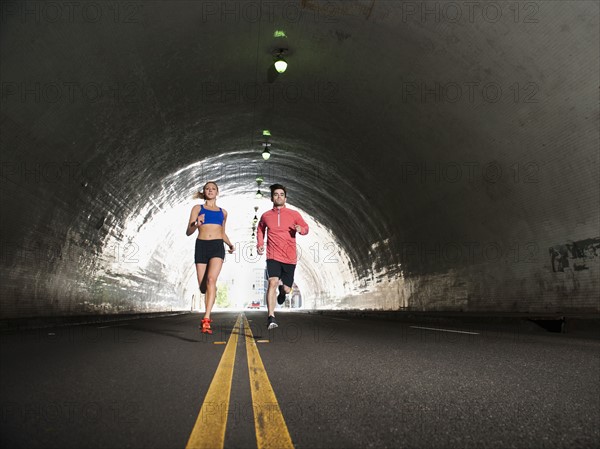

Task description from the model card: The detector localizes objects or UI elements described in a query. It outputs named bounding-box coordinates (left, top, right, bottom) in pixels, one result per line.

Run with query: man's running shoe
left=277, top=286, right=293, bottom=304
left=277, top=285, right=286, bottom=305
left=267, top=315, right=278, bottom=330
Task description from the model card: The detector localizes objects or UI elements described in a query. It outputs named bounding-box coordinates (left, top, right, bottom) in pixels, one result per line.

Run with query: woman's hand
left=228, top=244, right=235, bottom=254
left=198, top=214, right=205, bottom=225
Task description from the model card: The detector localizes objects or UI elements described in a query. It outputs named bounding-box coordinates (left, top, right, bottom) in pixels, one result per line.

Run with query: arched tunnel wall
left=1, top=1, right=598, bottom=319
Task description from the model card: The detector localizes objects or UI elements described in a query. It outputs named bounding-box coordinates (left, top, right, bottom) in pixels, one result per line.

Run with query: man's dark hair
left=270, top=183, right=287, bottom=198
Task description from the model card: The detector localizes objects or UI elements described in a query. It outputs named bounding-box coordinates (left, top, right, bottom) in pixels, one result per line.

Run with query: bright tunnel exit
left=181, top=194, right=359, bottom=312
left=91, top=157, right=363, bottom=315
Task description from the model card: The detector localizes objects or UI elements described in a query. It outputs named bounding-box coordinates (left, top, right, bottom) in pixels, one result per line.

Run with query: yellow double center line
left=185, top=314, right=293, bottom=449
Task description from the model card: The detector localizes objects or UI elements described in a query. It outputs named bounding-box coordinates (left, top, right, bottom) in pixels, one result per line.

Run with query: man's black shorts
left=266, top=259, right=296, bottom=288
left=195, top=239, right=225, bottom=264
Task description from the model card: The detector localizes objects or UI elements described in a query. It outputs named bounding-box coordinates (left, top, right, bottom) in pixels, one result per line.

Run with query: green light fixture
left=273, top=49, right=288, bottom=74
left=274, top=58, right=287, bottom=73
left=255, top=178, right=263, bottom=198
left=262, top=142, right=271, bottom=160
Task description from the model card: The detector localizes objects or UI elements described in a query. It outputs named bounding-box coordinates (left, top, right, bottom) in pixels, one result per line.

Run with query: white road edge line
left=409, top=326, right=479, bottom=335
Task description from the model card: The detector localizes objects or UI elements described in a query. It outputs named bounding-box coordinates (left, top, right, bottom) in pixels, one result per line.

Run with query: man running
left=257, top=184, right=309, bottom=330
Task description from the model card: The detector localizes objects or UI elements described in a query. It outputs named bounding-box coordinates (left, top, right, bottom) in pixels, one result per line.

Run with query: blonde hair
left=193, top=181, right=219, bottom=200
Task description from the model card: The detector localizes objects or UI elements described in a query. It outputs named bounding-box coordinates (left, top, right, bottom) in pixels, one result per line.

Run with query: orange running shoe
left=201, top=318, right=213, bottom=334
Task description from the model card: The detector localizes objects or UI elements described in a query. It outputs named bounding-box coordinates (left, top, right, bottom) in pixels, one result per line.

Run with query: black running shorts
left=266, top=259, right=296, bottom=288
left=195, top=239, right=225, bottom=264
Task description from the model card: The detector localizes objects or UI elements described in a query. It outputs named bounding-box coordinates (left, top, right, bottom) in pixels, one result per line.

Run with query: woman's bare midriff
left=197, top=223, right=224, bottom=240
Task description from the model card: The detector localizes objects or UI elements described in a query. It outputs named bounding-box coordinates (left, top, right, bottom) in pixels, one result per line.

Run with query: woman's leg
left=204, top=257, right=224, bottom=319
left=200, top=270, right=208, bottom=294
left=195, top=263, right=207, bottom=311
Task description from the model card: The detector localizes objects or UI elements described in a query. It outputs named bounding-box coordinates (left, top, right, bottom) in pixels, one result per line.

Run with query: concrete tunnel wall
left=0, top=1, right=598, bottom=319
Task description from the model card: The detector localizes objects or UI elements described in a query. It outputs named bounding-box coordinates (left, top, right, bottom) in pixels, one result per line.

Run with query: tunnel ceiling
left=1, top=1, right=598, bottom=317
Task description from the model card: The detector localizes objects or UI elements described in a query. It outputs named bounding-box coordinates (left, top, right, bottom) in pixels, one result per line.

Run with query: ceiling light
left=261, top=142, right=271, bottom=160
left=273, top=48, right=289, bottom=73
left=274, top=58, right=287, bottom=73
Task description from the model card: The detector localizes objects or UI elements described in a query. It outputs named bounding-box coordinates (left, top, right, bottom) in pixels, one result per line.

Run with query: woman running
left=186, top=181, right=234, bottom=334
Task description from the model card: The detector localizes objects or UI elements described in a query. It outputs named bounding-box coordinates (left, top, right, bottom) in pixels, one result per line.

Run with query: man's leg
left=277, top=263, right=296, bottom=304
left=267, top=277, right=280, bottom=322
left=266, top=260, right=283, bottom=329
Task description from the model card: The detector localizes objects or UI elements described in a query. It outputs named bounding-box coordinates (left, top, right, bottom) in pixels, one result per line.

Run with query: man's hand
left=291, top=225, right=302, bottom=233
left=257, top=246, right=264, bottom=255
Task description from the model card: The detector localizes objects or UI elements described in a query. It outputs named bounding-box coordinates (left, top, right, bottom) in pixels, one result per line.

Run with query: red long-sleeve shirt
left=256, top=205, right=309, bottom=264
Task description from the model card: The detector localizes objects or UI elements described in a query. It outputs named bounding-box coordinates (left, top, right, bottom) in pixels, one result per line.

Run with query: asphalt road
left=1, top=311, right=599, bottom=449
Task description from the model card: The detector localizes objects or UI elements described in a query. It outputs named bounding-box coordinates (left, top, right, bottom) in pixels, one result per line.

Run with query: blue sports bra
left=199, top=205, right=224, bottom=226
